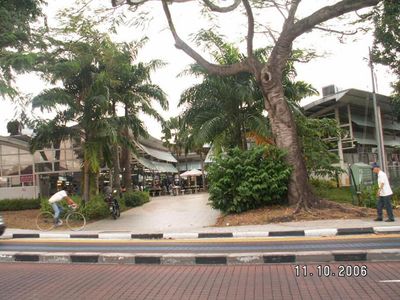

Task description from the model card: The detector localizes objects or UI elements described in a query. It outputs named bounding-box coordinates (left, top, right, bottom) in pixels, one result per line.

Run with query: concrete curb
left=1, top=249, right=400, bottom=265
left=2, top=226, right=400, bottom=240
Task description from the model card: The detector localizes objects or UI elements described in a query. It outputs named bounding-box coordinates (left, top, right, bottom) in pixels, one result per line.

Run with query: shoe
left=55, top=220, right=63, bottom=226
left=385, top=219, right=395, bottom=222
left=374, top=218, right=383, bottom=221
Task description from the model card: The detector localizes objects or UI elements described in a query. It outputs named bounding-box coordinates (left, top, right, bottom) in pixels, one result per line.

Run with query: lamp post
left=369, top=48, right=386, bottom=172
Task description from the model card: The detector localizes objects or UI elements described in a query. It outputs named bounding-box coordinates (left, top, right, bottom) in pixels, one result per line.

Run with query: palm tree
left=179, top=41, right=268, bottom=152
left=30, top=20, right=119, bottom=202
left=108, top=43, right=168, bottom=191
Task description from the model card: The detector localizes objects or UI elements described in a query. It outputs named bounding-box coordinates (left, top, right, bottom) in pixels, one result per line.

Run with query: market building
left=303, top=85, right=400, bottom=187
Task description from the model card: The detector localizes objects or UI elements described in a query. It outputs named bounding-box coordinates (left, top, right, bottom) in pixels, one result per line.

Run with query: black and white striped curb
left=2, top=226, right=400, bottom=240
left=1, top=249, right=400, bottom=265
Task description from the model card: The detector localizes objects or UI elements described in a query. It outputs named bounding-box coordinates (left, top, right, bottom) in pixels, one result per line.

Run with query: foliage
left=79, top=195, right=110, bottom=220
left=372, top=1, right=400, bottom=118
left=179, top=34, right=339, bottom=177
left=310, top=178, right=377, bottom=207
left=0, top=0, right=44, bottom=97
left=179, top=35, right=268, bottom=152
left=29, top=15, right=165, bottom=199
left=0, top=198, right=40, bottom=211
left=297, top=115, right=342, bottom=177
left=6, top=120, right=23, bottom=136
left=208, top=145, right=292, bottom=213
left=122, top=191, right=150, bottom=207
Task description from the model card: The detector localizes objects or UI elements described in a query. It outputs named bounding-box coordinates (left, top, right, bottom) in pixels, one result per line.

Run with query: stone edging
left=1, top=249, right=399, bottom=265
left=2, top=226, right=400, bottom=240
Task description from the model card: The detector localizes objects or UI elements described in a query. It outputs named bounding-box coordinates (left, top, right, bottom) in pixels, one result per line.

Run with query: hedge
left=122, top=191, right=150, bottom=207
left=0, top=198, right=41, bottom=211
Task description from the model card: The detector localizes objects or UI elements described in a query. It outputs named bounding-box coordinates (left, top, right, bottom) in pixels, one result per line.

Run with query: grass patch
left=313, top=185, right=353, bottom=204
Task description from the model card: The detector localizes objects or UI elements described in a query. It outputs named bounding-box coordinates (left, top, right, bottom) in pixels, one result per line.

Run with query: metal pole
left=369, top=48, right=386, bottom=172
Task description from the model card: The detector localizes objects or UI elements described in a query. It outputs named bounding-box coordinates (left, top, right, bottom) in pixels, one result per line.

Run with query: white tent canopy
left=180, top=169, right=206, bottom=178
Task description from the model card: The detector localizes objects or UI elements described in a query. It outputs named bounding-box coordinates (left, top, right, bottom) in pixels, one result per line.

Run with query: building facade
left=303, top=86, right=400, bottom=187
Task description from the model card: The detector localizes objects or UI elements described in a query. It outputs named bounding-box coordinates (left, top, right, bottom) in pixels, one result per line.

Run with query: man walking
left=372, top=163, right=395, bottom=222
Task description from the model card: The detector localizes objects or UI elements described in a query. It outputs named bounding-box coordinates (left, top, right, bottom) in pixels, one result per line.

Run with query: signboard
left=20, top=174, right=34, bottom=183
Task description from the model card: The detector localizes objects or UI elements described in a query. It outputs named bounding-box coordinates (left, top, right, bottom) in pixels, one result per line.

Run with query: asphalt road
left=1, top=235, right=400, bottom=254
left=1, top=262, right=399, bottom=299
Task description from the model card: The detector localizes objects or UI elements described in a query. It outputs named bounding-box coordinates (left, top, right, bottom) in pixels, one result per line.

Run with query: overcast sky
left=0, top=0, right=395, bottom=138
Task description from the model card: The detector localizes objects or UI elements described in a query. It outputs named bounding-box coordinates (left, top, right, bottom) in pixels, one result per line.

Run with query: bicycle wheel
left=36, top=211, right=55, bottom=231
left=66, top=212, right=86, bottom=231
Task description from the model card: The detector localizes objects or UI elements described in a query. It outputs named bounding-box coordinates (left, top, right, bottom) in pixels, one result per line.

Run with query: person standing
left=372, top=163, right=395, bottom=222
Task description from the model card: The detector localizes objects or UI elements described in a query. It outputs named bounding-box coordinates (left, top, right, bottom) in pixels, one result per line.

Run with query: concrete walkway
left=84, top=192, right=221, bottom=233
left=2, top=192, right=400, bottom=237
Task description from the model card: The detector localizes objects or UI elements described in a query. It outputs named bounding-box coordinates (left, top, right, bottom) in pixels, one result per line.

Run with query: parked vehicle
left=105, top=190, right=120, bottom=220
left=0, top=214, right=6, bottom=236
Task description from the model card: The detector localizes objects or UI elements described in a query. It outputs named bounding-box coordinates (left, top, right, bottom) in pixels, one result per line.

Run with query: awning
left=353, top=132, right=400, bottom=147
left=135, top=156, right=178, bottom=173
left=136, top=142, right=177, bottom=163
left=351, top=114, right=400, bottom=131
left=180, top=169, right=206, bottom=178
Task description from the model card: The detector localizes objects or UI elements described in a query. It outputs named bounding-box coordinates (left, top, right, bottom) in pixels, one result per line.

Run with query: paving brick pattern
left=1, top=262, right=400, bottom=299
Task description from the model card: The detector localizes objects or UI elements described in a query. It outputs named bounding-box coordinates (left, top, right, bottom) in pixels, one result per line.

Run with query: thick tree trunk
left=260, top=82, right=318, bottom=210
left=121, top=106, right=132, bottom=191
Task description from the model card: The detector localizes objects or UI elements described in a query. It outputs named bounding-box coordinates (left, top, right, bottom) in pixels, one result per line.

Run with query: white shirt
left=377, top=171, right=393, bottom=197
left=49, top=190, right=68, bottom=204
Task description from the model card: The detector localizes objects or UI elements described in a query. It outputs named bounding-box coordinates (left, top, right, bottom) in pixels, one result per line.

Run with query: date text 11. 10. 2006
left=294, top=265, right=368, bottom=277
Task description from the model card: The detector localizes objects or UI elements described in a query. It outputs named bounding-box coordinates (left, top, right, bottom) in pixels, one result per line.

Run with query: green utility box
left=349, top=163, right=377, bottom=206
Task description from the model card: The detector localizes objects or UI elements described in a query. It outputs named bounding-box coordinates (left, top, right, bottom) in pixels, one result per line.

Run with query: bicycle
left=36, top=205, right=86, bottom=231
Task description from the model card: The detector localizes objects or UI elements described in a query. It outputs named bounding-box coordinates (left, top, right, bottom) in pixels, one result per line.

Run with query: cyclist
left=48, top=189, right=78, bottom=226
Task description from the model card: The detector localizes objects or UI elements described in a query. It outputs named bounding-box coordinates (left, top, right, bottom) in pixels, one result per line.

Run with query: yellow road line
left=3, top=234, right=400, bottom=244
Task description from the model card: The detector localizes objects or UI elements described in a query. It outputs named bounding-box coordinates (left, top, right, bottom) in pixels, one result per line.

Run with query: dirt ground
left=214, top=203, right=400, bottom=227
left=2, top=202, right=399, bottom=230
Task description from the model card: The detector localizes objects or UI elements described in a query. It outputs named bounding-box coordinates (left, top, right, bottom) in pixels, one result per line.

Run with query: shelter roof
left=303, top=88, right=392, bottom=117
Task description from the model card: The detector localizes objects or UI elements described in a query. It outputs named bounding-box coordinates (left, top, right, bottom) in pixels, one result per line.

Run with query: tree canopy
left=0, top=0, right=44, bottom=97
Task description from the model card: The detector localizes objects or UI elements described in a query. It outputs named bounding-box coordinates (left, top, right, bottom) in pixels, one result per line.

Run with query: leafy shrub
left=80, top=195, right=110, bottom=220
left=123, top=191, right=150, bottom=207
left=208, top=145, right=292, bottom=213
left=0, top=198, right=41, bottom=211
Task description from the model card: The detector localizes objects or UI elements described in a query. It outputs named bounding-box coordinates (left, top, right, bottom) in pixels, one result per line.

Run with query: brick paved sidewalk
left=1, top=262, right=399, bottom=299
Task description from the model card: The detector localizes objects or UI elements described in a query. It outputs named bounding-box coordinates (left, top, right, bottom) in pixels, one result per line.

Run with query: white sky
left=0, top=0, right=395, bottom=138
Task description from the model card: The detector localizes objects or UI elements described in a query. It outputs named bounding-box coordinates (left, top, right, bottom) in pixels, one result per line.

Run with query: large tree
left=111, top=0, right=382, bottom=211
left=0, top=0, right=44, bottom=97
left=372, top=0, right=400, bottom=115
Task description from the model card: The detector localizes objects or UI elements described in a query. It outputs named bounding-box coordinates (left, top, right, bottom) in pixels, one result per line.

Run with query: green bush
left=0, top=198, right=41, bottom=211
left=123, top=191, right=150, bottom=207
left=80, top=195, right=110, bottom=220
left=208, top=145, right=292, bottom=213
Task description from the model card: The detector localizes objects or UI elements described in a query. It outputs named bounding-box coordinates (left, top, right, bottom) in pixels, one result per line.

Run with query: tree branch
left=161, top=0, right=251, bottom=76
left=287, top=0, right=301, bottom=25
left=202, top=0, right=241, bottom=13
left=271, top=0, right=287, bottom=20
left=290, top=0, right=381, bottom=40
left=242, top=0, right=254, bottom=59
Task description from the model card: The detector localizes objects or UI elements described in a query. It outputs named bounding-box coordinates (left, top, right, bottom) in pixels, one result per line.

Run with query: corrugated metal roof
left=135, top=156, right=178, bottom=173
left=351, top=114, right=400, bottom=131
left=303, top=89, right=392, bottom=117
left=136, top=141, right=177, bottom=163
